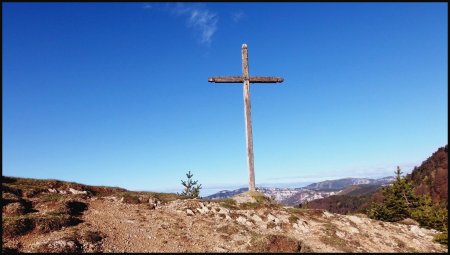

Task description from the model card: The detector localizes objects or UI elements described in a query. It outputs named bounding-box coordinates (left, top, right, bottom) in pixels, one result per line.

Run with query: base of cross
left=230, top=190, right=272, bottom=206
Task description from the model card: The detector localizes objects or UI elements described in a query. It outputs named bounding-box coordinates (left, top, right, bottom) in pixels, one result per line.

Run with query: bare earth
left=3, top=191, right=447, bottom=253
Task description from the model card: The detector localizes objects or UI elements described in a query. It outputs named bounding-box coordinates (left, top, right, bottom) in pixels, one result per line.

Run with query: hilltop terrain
left=2, top=176, right=447, bottom=253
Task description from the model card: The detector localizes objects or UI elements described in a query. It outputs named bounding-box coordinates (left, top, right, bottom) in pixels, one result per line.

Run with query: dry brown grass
left=83, top=230, right=104, bottom=243
left=2, top=216, right=34, bottom=238
left=319, top=222, right=355, bottom=252
left=2, top=176, right=164, bottom=199
left=34, top=214, right=82, bottom=234
left=121, top=193, right=141, bottom=204
left=216, top=225, right=240, bottom=235
left=248, top=233, right=302, bottom=252
left=266, top=222, right=277, bottom=229
left=288, top=214, right=299, bottom=224
left=216, top=198, right=239, bottom=210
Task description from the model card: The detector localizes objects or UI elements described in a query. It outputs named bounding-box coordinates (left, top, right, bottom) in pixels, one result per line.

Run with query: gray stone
left=186, top=209, right=195, bottom=216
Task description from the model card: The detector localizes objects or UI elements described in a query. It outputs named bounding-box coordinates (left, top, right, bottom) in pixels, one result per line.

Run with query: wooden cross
left=208, top=44, right=284, bottom=192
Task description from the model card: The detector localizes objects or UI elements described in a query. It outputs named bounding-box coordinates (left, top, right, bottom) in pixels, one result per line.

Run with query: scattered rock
left=410, top=225, right=426, bottom=237
left=196, top=205, right=209, bottom=214
left=186, top=209, right=195, bottom=216
left=335, top=230, right=346, bottom=238
left=236, top=216, right=249, bottom=226
left=293, top=220, right=310, bottom=234
left=148, top=198, right=161, bottom=208
left=323, top=211, right=333, bottom=218
left=68, top=188, right=88, bottom=195
left=215, top=247, right=228, bottom=252
left=347, top=215, right=364, bottom=225
left=398, top=218, right=420, bottom=226
left=36, top=237, right=82, bottom=253
left=267, top=213, right=280, bottom=224
left=251, top=214, right=263, bottom=223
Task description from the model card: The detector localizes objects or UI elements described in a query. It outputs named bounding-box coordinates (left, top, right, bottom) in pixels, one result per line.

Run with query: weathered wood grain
left=242, top=44, right=256, bottom=192
left=208, top=76, right=283, bottom=83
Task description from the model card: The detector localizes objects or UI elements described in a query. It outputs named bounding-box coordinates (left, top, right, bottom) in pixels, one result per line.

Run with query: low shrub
left=83, top=230, right=104, bottom=243
left=433, top=231, right=448, bottom=246
left=121, top=193, right=141, bottom=204
left=2, top=216, right=34, bottom=238
left=288, top=215, right=299, bottom=224
left=217, top=199, right=239, bottom=210
left=34, top=215, right=82, bottom=234
left=249, top=233, right=302, bottom=252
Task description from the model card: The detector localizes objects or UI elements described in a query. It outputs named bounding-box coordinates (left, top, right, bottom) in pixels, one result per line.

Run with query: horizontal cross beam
left=208, top=76, right=284, bottom=83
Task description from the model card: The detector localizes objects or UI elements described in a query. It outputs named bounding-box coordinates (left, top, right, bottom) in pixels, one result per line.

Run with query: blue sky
left=3, top=3, right=447, bottom=196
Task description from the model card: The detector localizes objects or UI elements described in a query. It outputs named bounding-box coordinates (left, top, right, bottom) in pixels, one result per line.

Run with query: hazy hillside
left=337, top=184, right=382, bottom=197
left=204, top=187, right=249, bottom=200
left=205, top=187, right=338, bottom=206
left=305, top=177, right=395, bottom=191
left=205, top=177, right=394, bottom=206
left=305, top=185, right=380, bottom=214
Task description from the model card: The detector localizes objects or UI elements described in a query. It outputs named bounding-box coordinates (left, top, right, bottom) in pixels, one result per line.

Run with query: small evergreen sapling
left=368, top=166, right=418, bottom=222
left=178, top=171, right=202, bottom=198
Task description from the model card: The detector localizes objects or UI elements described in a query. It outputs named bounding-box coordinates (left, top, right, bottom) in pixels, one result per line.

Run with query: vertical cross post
left=241, top=44, right=256, bottom=191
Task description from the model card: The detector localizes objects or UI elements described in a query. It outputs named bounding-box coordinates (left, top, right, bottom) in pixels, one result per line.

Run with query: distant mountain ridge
left=305, top=177, right=395, bottom=191
left=204, top=176, right=394, bottom=206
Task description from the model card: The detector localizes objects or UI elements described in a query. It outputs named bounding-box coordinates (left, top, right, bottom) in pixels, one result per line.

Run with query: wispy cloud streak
left=172, top=3, right=218, bottom=45
left=231, top=11, right=245, bottom=23
left=143, top=4, right=152, bottom=9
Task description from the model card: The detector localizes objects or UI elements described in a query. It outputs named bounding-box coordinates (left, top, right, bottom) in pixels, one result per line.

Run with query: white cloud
left=143, top=4, right=152, bottom=9
left=231, top=11, right=245, bottom=23
left=172, top=3, right=218, bottom=45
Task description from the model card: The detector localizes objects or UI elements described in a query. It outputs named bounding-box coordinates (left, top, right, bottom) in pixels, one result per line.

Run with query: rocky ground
left=2, top=177, right=448, bottom=253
